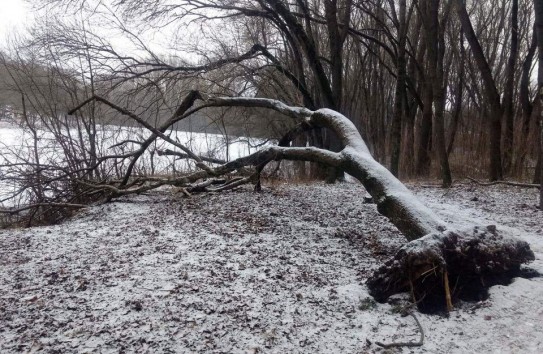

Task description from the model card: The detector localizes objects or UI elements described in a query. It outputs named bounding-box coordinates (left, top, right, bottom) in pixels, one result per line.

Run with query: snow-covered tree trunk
left=205, top=98, right=445, bottom=239
left=205, top=97, right=534, bottom=311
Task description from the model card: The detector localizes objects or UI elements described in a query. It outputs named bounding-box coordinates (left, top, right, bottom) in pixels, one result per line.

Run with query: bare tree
left=535, top=0, right=543, bottom=209
left=454, top=0, right=505, bottom=181
left=66, top=92, right=534, bottom=311
left=26, top=0, right=539, bottom=183
left=389, top=0, right=408, bottom=177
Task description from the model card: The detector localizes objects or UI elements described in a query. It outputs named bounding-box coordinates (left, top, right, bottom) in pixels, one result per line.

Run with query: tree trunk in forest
left=520, top=30, right=537, bottom=130
left=454, top=0, right=504, bottom=181
left=403, top=97, right=418, bottom=175
left=323, top=0, right=352, bottom=183
left=415, top=15, right=432, bottom=177
left=535, top=0, right=543, bottom=208
left=448, top=28, right=465, bottom=156
left=308, top=128, right=329, bottom=180
left=426, top=0, right=452, bottom=187
left=501, top=0, right=518, bottom=174
left=389, top=0, right=407, bottom=177
left=416, top=82, right=433, bottom=176
left=516, top=30, right=537, bottom=172
left=264, top=0, right=347, bottom=182
left=403, top=18, right=424, bottom=175
left=536, top=150, right=542, bottom=186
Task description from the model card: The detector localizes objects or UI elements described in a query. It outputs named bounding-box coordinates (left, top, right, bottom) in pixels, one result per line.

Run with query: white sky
left=0, top=0, right=33, bottom=48
left=0, top=0, right=202, bottom=62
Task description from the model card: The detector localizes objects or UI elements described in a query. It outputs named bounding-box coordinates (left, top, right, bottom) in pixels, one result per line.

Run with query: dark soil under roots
left=367, top=225, right=537, bottom=313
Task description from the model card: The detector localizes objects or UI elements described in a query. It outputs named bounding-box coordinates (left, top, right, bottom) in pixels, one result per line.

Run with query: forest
left=0, top=0, right=542, bottom=352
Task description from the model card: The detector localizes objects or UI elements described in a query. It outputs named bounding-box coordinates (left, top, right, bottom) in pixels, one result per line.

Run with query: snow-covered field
left=0, top=181, right=541, bottom=353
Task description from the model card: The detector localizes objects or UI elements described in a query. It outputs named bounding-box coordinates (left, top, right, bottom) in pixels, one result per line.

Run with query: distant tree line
left=0, top=0, right=542, bottom=195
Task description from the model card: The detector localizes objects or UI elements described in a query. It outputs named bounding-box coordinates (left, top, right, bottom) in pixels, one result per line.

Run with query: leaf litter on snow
left=0, top=182, right=542, bottom=353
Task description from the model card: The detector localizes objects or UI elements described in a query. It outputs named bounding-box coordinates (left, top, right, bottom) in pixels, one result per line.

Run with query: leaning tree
left=0, top=74, right=534, bottom=309
left=0, top=0, right=536, bottom=311
left=65, top=91, right=534, bottom=312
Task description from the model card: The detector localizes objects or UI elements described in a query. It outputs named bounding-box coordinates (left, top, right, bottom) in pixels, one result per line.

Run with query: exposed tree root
left=367, top=225, right=535, bottom=313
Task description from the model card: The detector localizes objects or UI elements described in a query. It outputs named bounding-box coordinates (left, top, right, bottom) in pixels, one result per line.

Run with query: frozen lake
left=0, top=120, right=267, bottom=207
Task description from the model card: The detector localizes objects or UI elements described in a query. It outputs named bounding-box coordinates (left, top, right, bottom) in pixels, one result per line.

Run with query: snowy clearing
left=0, top=182, right=542, bottom=353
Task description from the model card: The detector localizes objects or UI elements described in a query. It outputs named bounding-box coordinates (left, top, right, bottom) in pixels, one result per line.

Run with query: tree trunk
left=501, top=0, right=518, bottom=174
left=535, top=0, right=543, bottom=208
left=416, top=81, right=433, bottom=176
left=448, top=28, right=465, bottom=156
left=515, top=29, right=536, bottom=172
left=415, top=16, right=432, bottom=177
left=426, top=0, right=452, bottom=187
left=308, top=128, right=329, bottom=180
left=390, top=0, right=407, bottom=177
left=202, top=98, right=533, bottom=312
left=454, top=0, right=504, bottom=181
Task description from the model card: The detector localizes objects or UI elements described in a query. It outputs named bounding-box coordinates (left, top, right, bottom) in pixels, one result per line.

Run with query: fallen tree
left=7, top=92, right=536, bottom=311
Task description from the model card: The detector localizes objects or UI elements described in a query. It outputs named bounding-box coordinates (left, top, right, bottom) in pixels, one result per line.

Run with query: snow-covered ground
left=0, top=182, right=542, bottom=353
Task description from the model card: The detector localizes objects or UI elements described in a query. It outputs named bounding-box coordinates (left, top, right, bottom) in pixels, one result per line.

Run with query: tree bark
left=390, top=0, right=407, bottom=177
left=535, top=0, right=543, bottom=208
left=501, top=0, right=518, bottom=174
left=205, top=97, right=448, bottom=239
left=454, top=0, right=504, bottom=181
left=520, top=30, right=537, bottom=130
left=514, top=28, right=536, bottom=172
left=426, top=0, right=452, bottom=187
left=416, top=80, right=433, bottom=176
left=415, top=14, right=432, bottom=177
left=448, top=28, right=465, bottom=156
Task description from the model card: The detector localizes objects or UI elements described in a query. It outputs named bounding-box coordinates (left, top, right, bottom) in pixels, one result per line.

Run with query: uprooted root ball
left=366, top=225, right=535, bottom=313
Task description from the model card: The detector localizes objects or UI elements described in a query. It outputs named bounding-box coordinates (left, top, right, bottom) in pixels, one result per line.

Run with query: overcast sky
left=0, top=0, right=33, bottom=48
left=0, top=0, right=199, bottom=61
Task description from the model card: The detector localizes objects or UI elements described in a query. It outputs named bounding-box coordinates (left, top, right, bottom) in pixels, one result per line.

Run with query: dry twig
left=375, top=312, right=425, bottom=349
